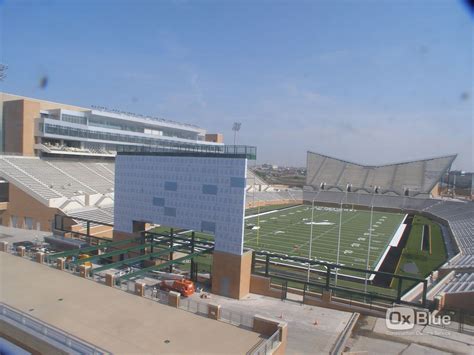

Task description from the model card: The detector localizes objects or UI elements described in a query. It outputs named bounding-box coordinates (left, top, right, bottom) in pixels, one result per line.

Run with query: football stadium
left=0, top=93, right=473, bottom=353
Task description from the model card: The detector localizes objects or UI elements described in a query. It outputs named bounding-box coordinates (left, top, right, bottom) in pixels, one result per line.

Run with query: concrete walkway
left=345, top=315, right=473, bottom=355
left=190, top=291, right=353, bottom=354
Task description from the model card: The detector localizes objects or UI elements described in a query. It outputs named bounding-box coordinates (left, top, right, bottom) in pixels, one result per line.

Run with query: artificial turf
left=243, top=204, right=405, bottom=271
left=392, top=215, right=447, bottom=290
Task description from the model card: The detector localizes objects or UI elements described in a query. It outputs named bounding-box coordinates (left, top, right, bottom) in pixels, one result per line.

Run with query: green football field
left=173, top=204, right=406, bottom=272
left=244, top=204, right=406, bottom=271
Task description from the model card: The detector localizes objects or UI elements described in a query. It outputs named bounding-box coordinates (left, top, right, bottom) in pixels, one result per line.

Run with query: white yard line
left=244, top=204, right=302, bottom=219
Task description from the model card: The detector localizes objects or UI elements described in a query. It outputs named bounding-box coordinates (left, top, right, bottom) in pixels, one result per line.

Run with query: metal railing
left=0, top=303, right=108, bottom=354
left=247, top=329, right=280, bottom=355
left=179, top=297, right=210, bottom=317
left=220, top=308, right=255, bottom=329
left=431, top=308, right=474, bottom=335
left=176, top=296, right=255, bottom=330
left=144, top=285, right=170, bottom=305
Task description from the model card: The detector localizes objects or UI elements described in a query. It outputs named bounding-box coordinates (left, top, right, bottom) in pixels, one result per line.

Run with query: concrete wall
left=253, top=315, right=288, bottom=355
left=1, top=92, right=87, bottom=112
left=443, top=292, right=474, bottom=312
left=1, top=183, right=60, bottom=231
left=73, top=224, right=114, bottom=239
left=1, top=93, right=89, bottom=156
left=250, top=274, right=386, bottom=317
left=249, top=275, right=283, bottom=298
left=205, top=133, right=224, bottom=143
left=0, top=320, right=68, bottom=355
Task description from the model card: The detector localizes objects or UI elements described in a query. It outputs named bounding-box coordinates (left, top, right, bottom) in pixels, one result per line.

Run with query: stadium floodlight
left=232, top=122, right=242, bottom=146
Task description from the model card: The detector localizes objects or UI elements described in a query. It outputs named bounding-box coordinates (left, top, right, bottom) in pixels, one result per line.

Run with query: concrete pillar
left=56, top=258, right=65, bottom=270
left=168, top=291, right=180, bottom=308
left=105, top=272, right=115, bottom=287
left=79, top=265, right=91, bottom=278
left=322, top=289, right=332, bottom=303
left=435, top=293, right=445, bottom=311
left=135, top=281, right=146, bottom=297
left=17, top=246, right=26, bottom=257
left=36, top=252, right=45, bottom=264
left=0, top=241, right=8, bottom=252
left=212, top=249, right=252, bottom=299
left=208, top=303, right=221, bottom=320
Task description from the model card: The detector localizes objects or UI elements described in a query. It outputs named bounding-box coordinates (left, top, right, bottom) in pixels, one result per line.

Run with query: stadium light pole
left=232, top=122, right=241, bottom=146
left=307, top=197, right=316, bottom=282
left=453, top=173, right=456, bottom=198
left=364, top=191, right=376, bottom=294
left=0, top=64, right=7, bottom=81
left=335, top=190, right=346, bottom=285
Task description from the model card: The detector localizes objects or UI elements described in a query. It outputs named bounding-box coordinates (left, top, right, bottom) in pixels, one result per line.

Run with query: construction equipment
left=159, top=279, right=195, bottom=297
left=78, top=254, right=92, bottom=267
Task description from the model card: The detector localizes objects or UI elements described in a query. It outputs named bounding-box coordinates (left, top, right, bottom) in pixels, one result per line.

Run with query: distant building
left=0, top=92, right=223, bottom=157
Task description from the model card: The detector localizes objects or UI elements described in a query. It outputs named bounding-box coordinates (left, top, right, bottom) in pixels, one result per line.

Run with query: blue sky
left=0, top=0, right=472, bottom=169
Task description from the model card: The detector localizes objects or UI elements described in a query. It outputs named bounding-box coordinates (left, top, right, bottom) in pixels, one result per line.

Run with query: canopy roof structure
left=306, top=151, right=457, bottom=197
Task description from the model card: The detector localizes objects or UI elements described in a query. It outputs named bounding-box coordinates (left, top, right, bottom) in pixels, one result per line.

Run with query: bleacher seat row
left=0, top=156, right=115, bottom=199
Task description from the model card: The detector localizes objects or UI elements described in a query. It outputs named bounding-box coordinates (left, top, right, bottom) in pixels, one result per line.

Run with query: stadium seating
left=0, top=157, right=116, bottom=200
left=47, top=159, right=114, bottom=192
left=423, top=201, right=474, bottom=258
left=3, top=157, right=98, bottom=197
left=436, top=272, right=474, bottom=294
left=0, top=157, right=64, bottom=200
left=246, top=169, right=268, bottom=186
left=449, top=255, right=474, bottom=269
